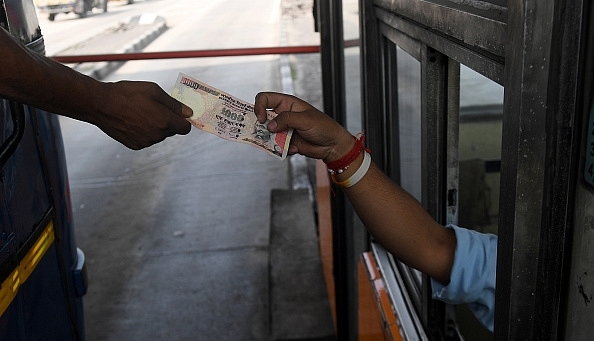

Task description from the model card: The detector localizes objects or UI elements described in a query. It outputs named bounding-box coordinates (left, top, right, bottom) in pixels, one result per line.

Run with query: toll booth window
left=361, top=0, right=508, bottom=338
left=458, top=65, right=503, bottom=236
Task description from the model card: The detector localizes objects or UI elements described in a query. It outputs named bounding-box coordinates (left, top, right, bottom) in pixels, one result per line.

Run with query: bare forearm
left=0, top=28, right=101, bottom=121
left=338, top=160, right=456, bottom=283
left=1, top=28, right=192, bottom=150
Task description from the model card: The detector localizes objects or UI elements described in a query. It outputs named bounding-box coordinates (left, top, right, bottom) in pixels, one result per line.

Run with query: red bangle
left=325, top=134, right=369, bottom=174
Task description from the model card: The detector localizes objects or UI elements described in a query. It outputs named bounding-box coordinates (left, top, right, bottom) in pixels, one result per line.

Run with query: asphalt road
left=42, top=0, right=292, bottom=339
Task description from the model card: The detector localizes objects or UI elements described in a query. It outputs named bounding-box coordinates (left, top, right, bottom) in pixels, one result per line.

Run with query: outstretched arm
left=0, top=28, right=192, bottom=150
left=255, top=92, right=456, bottom=284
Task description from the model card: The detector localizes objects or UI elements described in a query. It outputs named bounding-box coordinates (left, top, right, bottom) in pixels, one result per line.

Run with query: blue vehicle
left=0, top=0, right=87, bottom=340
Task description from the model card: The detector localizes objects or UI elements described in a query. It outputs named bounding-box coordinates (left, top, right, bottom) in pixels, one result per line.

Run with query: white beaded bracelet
left=332, top=151, right=371, bottom=188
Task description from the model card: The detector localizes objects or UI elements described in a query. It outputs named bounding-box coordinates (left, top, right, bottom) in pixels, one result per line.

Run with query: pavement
left=57, top=2, right=334, bottom=340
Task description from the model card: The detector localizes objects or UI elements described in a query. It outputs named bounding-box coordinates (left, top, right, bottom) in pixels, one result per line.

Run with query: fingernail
left=267, top=120, right=277, bottom=130
left=182, top=104, right=193, bottom=118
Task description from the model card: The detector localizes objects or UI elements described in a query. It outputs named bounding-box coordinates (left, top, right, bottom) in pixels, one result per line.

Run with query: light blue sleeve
left=430, top=225, right=497, bottom=332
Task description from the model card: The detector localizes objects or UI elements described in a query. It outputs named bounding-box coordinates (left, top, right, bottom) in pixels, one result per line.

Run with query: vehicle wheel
left=102, top=0, right=108, bottom=12
left=48, top=13, right=56, bottom=21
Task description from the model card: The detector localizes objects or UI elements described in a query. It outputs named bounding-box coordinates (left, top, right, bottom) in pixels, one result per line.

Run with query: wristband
left=325, top=134, right=368, bottom=175
left=332, top=151, right=371, bottom=188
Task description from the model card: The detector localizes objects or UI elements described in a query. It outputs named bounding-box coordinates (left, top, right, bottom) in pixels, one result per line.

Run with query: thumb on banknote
left=181, top=103, right=193, bottom=118
left=267, top=119, right=279, bottom=131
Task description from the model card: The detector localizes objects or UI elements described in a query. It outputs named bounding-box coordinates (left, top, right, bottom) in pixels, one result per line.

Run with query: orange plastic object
left=359, top=252, right=404, bottom=341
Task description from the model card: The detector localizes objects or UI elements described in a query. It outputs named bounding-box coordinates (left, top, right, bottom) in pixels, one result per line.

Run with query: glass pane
left=343, top=0, right=368, bottom=267
left=397, top=47, right=422, bottom=202
left=458, top=65, right=503, bottom=235
left=394, top=46, right=424, bottom=295
left=344, top=0, right=361, bottom=134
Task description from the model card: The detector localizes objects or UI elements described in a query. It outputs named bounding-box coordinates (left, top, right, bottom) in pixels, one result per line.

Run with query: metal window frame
left=497, top=0, right=584, bottom=339
left=317, top=1, right=358, bottom=340
left=356, top=0, right=587, bottom=339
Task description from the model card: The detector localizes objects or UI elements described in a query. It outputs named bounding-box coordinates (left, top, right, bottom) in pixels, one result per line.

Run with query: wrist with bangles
left=324, top=133, right=371, bottom=188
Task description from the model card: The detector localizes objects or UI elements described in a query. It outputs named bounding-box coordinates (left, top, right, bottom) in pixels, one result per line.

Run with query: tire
left=48, top=13, right=56, bottom=21
left=75, top=0, right=88, bottom=17
left=102, top=0, right=107, bottom=12
left=78, top=2, right=88, bottom=18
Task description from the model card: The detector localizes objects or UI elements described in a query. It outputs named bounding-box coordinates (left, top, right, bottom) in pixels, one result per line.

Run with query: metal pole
left=317, top=0, right=356, bottom=340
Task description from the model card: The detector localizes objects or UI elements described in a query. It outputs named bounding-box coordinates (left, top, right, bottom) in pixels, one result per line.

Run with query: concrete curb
left=280, top=12, right=315, bottom=198
left=77, top=17, right=167, bottom=80
left=120, top=20, right=167, bottom=54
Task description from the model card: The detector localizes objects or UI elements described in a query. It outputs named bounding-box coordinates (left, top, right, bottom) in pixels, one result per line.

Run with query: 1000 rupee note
left=171, top=73, right=293, bottom=159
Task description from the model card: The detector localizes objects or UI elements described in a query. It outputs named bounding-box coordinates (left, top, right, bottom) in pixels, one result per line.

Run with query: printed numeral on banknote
left=171, top=73, right=293, bottom=159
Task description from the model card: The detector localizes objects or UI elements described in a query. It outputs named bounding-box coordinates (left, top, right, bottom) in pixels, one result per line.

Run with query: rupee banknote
left=171, top=73, right=293, bottom=159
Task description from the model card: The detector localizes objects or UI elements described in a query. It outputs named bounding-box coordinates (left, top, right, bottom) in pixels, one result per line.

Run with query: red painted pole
left=50, top=39, right=359, bottom=64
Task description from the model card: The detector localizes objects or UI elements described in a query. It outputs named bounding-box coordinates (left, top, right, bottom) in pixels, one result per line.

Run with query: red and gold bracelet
left=333, top=151, right=372, bottom=188
left=324, top=133, right=370, bottom=175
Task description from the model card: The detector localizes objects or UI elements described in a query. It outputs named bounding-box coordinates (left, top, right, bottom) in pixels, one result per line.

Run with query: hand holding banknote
left=171, top=73, right=293, bottom=159
left=253, top=92, right=355, bottom=163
